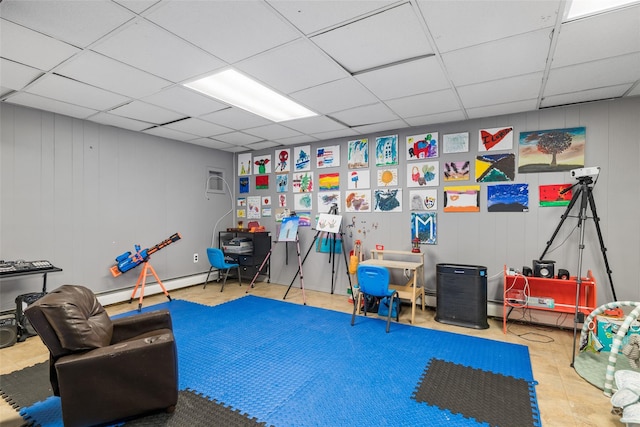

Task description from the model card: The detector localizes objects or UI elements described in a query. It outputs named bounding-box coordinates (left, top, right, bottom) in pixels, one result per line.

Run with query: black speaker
left=435, top=264, right=489, bottom=329
left=533, top=260, right=555, bottom=278
left=15, top=292, right=46, bottom=342
left=522, top=266, right=533, bottom=277
left=557, top=268, right=570, bottom=280
left=0, top=315, right=17, bottom=349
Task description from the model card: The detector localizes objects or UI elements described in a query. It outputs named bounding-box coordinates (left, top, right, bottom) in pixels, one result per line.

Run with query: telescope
left=110, top=233, right=181, bottom=277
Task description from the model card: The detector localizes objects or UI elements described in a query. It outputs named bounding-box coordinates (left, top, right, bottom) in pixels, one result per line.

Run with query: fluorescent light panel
left=184, top=69, right=317, bottom=122
left=565, top=0, right=640, bottom=20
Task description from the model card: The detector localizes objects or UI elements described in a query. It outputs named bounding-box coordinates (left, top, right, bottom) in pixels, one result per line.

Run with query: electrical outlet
left=193, top=253, right=198, bottom=263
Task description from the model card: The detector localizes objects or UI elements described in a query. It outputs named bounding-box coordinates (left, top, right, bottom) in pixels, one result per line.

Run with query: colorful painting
left=375, top=135, right=398, bottom=166
left=409, top=189, right=437, bottom=211
left=316, top=145, right=340, bottom=168
left=292, top=171, right=313, bottom=193
left=443, top=161, right=470, bottom=182
left=294, top=193, right=312, bottom=211
left=475, top=153, right=515, bottom=182
left=275, top=208, right=290, bottom=222
left=406, top=132, right=438, bottom=160
left=239, top=176, right=249, bottom=193
left=238, top=153, right=252, bottom=176
left=518, top=127, right=586, bottom=173
left=276, top=174, right=288, bottom=193
left=237, top=197, right=246, bottom=208
left=443, top=132, right=469, bottom=154
left=319, top=172, right=340, bottom=191
left=277, top=194, right=287, bottom=208
left=377, top=168, right=398, bottom=187
left=539, top=184, right=573, bottom=207
left=278, top=216, right=299, bottom=242
left=443, top=185, right=480, bottom=212
left=487, top=184, right=529, bottom=212
left=345, top=190, right=372, bottom=212
left=297, top=212, right=312, bottom=227
left=407, top=161, right=439, bottom=187
left=294, top=145, right=311, bottom=171
left=253, top=154, right=271, bottom=174
left=237, top=208, right=246, bottom=218
left=317, top=192, right=340, bottom=213
left=347, top=139, right=369, bottom=169
left=348, top=170, right=370, bottom=189
left=374, top=188, right=402, bottom=212
left=255, top=175, right=269, bottom=190
left=478, top=126, right=514, bottom=152
left=274, top=148, right=291, bottom=173
left=247, top=196, right=261, bottom=219
left=411, top=212, right=437, bottom=245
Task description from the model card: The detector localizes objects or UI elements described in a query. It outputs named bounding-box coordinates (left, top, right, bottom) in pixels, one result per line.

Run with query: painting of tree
left=518, top=127, right=585, bottom=173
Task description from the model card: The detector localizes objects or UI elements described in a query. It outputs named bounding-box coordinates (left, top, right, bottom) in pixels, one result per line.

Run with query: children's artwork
left=345, top=190, right=372, bottom=212
left=278, top=215, right=299, bottom=241
left=487, top=184, right=529, bottom=212
left=539, top=184, right=573, bottom=207
left=253, top=154, right=271, bottom=174
left=297, top=212, right=311, bottom=227
left=316, top=145, right=340, bottom=168
left=411, top=212, right=437, bottom=245
left=348, top=170, right=370, bottom=189
left=409, top=189, right=437, bottom=211
left=407, top=161, right=439, bottom=187
left=237, top=208, right=246, bottom=218
left=319, top=172, right=340, bottom=191
left=262, top=196, right=271, bottom=206
left=255, top=175, right=269, bottom=189
left=478, top=126, right=513, bottom=152
left=374, top=188, right=402, bottom=212
left=317, top=192, right=340, bottom=213
left=276, top=174, right=288, bottom=193
left=275, top=208, right=290, bottom=222
left=239, top=176, right=249, bottom=193
left=443, top=132, right=469, bottom=153
left=247, top=196, right=261, bottom=219
left=237, top=197, right=246, bottom=208
left=238, top=153, right=252, bottom=176
left=443, top=161, right=470, bottom=182
left=443, top=185, right=480, bottom=212
left=294, top=145, right=311, bottom=171
left=262, top=207, right=272, bottom=217
left=278, top=194, right=287, bottom=208
left=317, top=213, right=343, bottom=234
left=406, top=132, right=438, bottom=160
left=294, top=193, right=312, bottom=211
left=377, top=168, right=398, bottom=187
left=375, top=135, right=398, bottom=166
left=475, top=153, right=515, bottom=182
left=347, top=139, right=369, bottom=169
left=518, top=127, right=586, bottom=173
left=292, top=171, right=313, bottom=193
left=274, top=148, right=290, bottom=173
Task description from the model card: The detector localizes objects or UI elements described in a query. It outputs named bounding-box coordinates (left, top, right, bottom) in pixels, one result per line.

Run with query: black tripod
left=539, top=175, right=615, bottom=366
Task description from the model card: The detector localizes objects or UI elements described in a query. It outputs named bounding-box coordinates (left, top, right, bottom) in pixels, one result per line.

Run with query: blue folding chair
left=351, top=264, right=399, bottom=333
left=203, top=248, right=241, bottom=292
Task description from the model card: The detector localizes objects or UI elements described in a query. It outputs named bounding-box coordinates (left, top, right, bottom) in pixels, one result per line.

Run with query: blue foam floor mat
left=19, top=296, right=539, bottom=426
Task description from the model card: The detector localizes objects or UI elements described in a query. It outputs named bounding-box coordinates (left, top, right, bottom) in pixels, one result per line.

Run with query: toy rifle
left=110, top=233, right=181, bottom=277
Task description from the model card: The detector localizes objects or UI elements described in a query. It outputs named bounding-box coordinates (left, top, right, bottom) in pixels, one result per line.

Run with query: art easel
left=129, top=259, right=171, bottom=311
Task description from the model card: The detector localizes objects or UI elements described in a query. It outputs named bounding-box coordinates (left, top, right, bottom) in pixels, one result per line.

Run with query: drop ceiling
left=1, top=0, right=639, bottom=152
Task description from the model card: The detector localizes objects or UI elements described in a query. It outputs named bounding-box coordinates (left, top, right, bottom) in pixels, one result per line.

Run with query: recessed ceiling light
left=184, top=69, right=317, bottom=122
left=565, top=0, right=640, bottom=21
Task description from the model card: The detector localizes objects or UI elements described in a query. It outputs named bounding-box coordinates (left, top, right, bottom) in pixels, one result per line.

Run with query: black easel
left=539, top=174, right=615, bottom=366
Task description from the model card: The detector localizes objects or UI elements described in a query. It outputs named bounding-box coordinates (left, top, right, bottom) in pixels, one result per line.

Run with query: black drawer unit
left=219, top=231, right=271, bottom=282
left=435, top=263, right=489, bottom=329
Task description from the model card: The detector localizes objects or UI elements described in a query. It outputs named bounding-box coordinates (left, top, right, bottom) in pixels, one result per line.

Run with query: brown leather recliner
left=24, top=285, right=178, bottom=427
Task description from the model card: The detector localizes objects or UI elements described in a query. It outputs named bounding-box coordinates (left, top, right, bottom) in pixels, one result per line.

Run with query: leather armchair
left=25, top=285, right=178, bottom=427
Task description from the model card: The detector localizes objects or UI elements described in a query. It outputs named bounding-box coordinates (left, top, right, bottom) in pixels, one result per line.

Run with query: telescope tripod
left=129, top=259, right=172, bottom=311
left=539, top=176, right=615, bottom=366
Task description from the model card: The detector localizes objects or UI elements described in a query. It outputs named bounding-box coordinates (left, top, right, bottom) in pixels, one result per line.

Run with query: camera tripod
left=539, top=175, right=615, bottom=366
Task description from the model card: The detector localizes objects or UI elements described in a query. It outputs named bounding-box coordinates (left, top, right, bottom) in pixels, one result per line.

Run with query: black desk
left=0, top=265, right=63, bottom=292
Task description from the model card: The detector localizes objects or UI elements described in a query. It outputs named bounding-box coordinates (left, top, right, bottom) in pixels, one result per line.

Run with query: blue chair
left=203, top=248, right=241, bottom=292
left=351, top=264, right=399, bottom=333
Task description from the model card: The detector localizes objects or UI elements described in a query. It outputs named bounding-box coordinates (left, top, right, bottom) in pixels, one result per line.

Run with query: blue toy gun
left=110, top=233, right=181, bottom=277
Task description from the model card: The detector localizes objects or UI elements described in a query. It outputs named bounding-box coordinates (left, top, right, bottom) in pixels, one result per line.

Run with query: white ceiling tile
left=274, top=135, right=321, bottom=146
left=267, top=0, right=396, bottom=35
left=146, top=1, right=299, bottom=63
left=458, top=73, right=543, bottom=109
left=291, top=78, right=378, bottom=114
left=143, top=126, right=197, bottom=141
left=86, top=112, right=152, bottom=131
left=143, top=86, right=228, bottom=117
left=4, top=92, right=97, bottom=119
left=386, top=89, right=461, bottom=118
left=246, top=141, right=281, bottom=151
left=244, top=124, right=302, bottom=140
left=0, top=0, right=134, bottom=47
left=466, top=100, right=540, bottom=119
left=26, top=74, right=129, bottom=110
left=164, top=118, right=232, bottom=137
left=282, top=115, right=347, bottom=134
left=113, top=0, right=160, bottom=14
left=92, top=20, right=225, bottom=82
left=0, top=59, right=43, bottom=91
left=541, top=84, right=633, bottom=108
left=418, top=0, right=560, bottom=53
left=200, top=108, right=272, bottom=130
left=628, top=84, right=640, bottom=97
left=0, top=19, right=80, bottom=71
left=404, top=110, right=466, bottom=127
left=352, top=119, right=407, bottom=134
left=311, top=3, right=434, bottom=73
left=442, top=29, right=551, bottom=86
left=108, top=100, right=185, bottom=124
left=187, top=138, right=236, bottom=151
left=355, top=56, right=449, bottom=100
left=331, top=103, right=399, bottom=127
left=545, top=53, right=640, bottom=96
left=215, top=132, right=264, bottom=145
left=236, top=39, right=348, bottom=95
left=56, top=51, right=171, bottom=98
left=308, top=129, right=359, bottom=141
left=553, top=5, right=640, bottom=68
left=219, top=145, right=249, bottom=153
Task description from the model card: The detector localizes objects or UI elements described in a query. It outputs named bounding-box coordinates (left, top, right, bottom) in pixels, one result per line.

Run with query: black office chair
left=351, top=264, right=399, bottom=333
left=204, top=247, right=242, bottom=291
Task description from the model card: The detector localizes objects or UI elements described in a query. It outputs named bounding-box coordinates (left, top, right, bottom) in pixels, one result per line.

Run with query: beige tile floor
left=0, top=281, right=623, bottom=427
